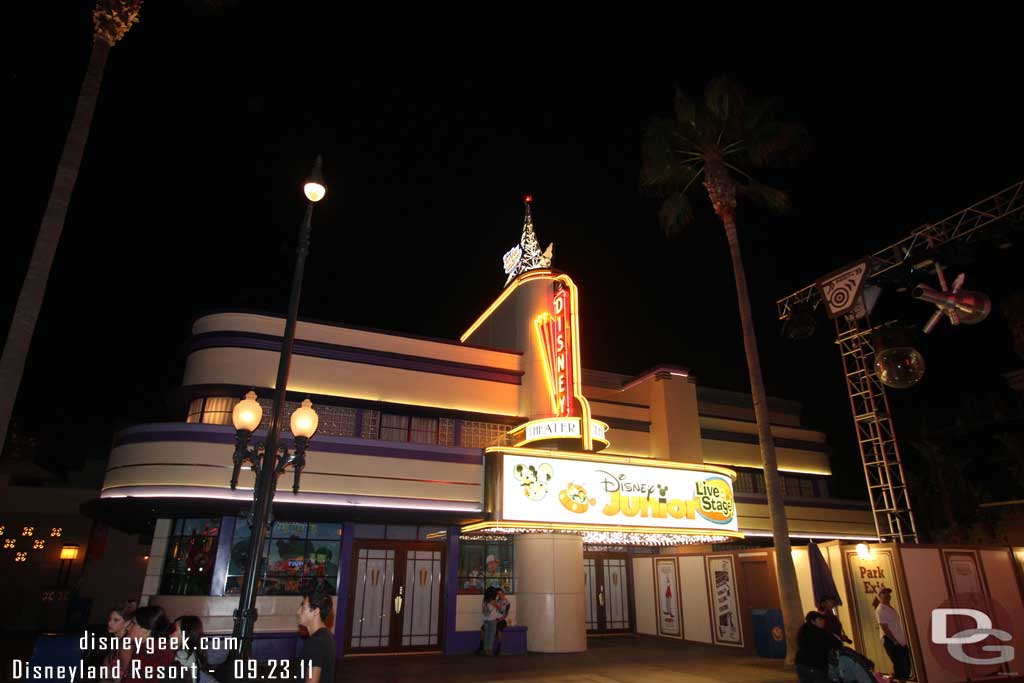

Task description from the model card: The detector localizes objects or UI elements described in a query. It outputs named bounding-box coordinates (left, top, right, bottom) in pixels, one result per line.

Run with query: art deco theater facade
left=87, top=210, right=876, bottom=657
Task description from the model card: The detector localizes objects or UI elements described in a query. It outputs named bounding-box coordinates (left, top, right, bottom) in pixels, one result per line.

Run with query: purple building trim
left=443, top=526, right=459, bottom=654
left=189, top=331, right=523, bottom=385
left=113, top=423, right=485, bottom=466
left=210, top=515, right=235, bottom=596
left=334, top=522, right=355, bottom=659
left=250, top=632, right=302, bottom=662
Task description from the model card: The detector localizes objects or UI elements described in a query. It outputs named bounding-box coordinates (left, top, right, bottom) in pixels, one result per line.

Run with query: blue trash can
left=751, top=608, right=786, bottom=658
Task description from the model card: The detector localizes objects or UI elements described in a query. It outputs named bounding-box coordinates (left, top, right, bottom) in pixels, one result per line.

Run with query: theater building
left=85, top=211, right=882, bottom=659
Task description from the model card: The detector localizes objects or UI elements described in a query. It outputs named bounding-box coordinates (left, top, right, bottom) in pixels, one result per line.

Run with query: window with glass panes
left=226, top=520, right=342, bottom=596
left=457, top=539, right=514, bottom=594
left=185, top=397, right=237, bottom=425
left=160, top=518, right=221, bottom=595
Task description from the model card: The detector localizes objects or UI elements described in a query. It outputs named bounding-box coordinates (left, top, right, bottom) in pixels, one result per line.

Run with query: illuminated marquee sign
left=535, top=286, right=575, bottom=417
left=502, top=453, right=739, bottom=533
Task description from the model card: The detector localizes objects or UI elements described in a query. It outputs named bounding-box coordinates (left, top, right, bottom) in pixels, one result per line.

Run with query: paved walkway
left=341, top=636, right=797, bottom=683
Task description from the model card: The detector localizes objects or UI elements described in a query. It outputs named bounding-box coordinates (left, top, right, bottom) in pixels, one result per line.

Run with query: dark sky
left=6, top=3, right=1023, bottom=501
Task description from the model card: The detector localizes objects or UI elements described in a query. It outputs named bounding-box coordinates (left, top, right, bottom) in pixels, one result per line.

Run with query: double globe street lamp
left=227, top=157, right=326, bottom=660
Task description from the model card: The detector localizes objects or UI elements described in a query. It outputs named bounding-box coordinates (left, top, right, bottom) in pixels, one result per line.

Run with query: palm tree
left=0, top=0, right=142, bottom=452
left=641, top=76, right=808, bottom=663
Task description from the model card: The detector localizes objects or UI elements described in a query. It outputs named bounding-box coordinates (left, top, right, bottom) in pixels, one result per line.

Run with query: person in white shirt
left=875, top=587, right=911, bottom=682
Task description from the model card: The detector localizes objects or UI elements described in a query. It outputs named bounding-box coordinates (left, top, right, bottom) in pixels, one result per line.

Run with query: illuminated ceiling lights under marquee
left=468, top=449, right=743, bottom=545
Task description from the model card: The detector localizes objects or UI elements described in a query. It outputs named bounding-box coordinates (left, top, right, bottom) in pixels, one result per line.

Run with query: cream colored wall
left=698, top=402, right=801, bottom=427
left=599, top=429, right=652, bottom=458
left=194, top=312, right=521, bottom=372
left=183, top=348, right=520, bottom=417
left=104, top=437, right=483, bottom=506
left=790, top=548, right=817, bottom=615
left=586, top=399, right=650, bottom=423
left=700, top=416, right=827, bottom=445
left=149, top=595, right=332, bottom=635
left=455, top=594, right=518, bottom=631
left=980, top=550, right=1024, bottom=668
left=631, top=557, right=656, bottom=636
left=702, top=439, right=831, bottom=475
left=736, top=502, right=876, bottom=539
left=898, top=547, right=958, bottom=683
left=677, top=555, right=712, bottom=644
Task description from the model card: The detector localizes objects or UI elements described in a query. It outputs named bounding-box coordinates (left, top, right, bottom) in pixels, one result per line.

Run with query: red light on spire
left=524, top=194, right=533, bottom=204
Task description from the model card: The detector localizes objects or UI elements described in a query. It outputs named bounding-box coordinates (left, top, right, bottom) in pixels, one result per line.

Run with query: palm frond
left=673, top=87, right=696, bottom=126
left=737, top=181, right=791, bottom=214
left=641, top=118, right=703, bottom=192
left=657, top=191, right=695, bottom=237
left=703, top=76, right=746, bottom=126
left=747, top=121, right=811, bottom=168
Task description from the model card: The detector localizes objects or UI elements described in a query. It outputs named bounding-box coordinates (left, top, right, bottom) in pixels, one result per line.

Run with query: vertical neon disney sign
left=535, top=285, right=575, bottom=417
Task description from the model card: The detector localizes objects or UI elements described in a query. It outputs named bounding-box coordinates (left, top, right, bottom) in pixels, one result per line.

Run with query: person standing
left=795, top=611, right=841, bottom=683
left=296, top=588, right=335, bottom=683
left=493, top=589, right=511, bottom=656
left=480, top=587, right=500, bottom=656
left=875, top=587, right=911, bottom=683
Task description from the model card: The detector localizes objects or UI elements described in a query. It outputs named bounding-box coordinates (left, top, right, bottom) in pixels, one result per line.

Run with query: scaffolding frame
left=777, top=179, right=1023, bottom=543
left=835, top=314, right=917, bottom=542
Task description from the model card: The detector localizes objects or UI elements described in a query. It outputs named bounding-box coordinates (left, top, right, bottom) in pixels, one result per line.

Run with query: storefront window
left=458, top=539, right=514, bottom=594
left=160, top=518, right=220, bottom=595
left=226, top=520, right=342, bottom=596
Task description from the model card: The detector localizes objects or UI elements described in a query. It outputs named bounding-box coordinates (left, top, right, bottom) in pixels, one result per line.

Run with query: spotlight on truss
left=913, top=267, right=991, bottom=334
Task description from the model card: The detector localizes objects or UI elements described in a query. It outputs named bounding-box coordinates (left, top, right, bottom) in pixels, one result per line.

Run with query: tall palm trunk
left=705, top=161, right=804, bottom=665
left=0, top=39, right=111, bottom=451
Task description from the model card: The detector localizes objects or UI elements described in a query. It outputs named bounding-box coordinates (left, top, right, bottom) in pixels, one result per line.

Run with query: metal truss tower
left=777, top=180, right=1024, bottom=542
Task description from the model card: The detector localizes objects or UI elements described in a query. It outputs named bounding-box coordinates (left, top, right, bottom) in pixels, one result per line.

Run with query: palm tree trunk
left=0, top=38, right=111, bottom=452
left=704, top=162, right=803, bottom=665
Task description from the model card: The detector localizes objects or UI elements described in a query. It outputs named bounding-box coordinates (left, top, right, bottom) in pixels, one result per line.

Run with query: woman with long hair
left=125, top=605, right=177, bottom=681
left=83, top=603, right=135, bottom=681
left=170, top=615, right=211, bottom=683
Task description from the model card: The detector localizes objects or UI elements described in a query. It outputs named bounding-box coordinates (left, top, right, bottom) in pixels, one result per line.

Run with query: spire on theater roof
left=502, top=195, right=554, bottom=286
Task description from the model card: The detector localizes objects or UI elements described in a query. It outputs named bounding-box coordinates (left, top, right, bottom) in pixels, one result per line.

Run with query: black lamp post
left=228, top=156, right=326, bottom=659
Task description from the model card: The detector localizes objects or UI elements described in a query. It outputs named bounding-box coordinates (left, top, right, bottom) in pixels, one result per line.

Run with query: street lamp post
left=229, top=156, right=326, bottom=659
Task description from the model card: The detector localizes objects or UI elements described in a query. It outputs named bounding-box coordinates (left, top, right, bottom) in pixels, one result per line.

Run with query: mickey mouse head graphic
left=513, top=462, right=554, bottom=501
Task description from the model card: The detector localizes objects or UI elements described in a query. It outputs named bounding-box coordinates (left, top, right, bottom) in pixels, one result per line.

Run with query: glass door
left=347, top=541, right=444, bottom=652
left=583, top=552, right=632, bottom=634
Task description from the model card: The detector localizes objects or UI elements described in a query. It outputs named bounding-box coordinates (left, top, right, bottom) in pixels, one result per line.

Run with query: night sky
left=6, top=4, right=1023, bottom=505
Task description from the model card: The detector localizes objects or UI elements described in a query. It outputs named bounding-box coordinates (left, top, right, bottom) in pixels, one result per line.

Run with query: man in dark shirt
left=297, top=588, right=335, bottom=683
left=795, top=611, right=841, bottom=683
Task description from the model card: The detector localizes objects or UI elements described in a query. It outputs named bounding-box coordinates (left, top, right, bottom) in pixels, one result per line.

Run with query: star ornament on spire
left=502, top=195, right=554, bottom=286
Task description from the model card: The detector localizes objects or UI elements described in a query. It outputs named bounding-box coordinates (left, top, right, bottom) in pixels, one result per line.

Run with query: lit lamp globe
left=872, top=327, right=926, bottom=389
left=232, top=391, right=263, bottom=433
left=290, top=399, right=319, bottom=439
left=303, top=155, right=326, bottom=203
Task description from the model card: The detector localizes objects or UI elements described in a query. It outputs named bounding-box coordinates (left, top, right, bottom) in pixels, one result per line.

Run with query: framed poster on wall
left=654, top=558, right=682, bottom=637
left=706, top=555, right=742, bottom=646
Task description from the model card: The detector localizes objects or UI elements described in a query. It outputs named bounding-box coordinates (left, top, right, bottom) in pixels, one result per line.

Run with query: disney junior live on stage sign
left=502, top=454, right=738, bottom=532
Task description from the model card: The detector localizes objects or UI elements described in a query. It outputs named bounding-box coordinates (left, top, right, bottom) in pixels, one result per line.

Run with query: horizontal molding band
left=592, top=415, right=650, bottom=432
left=189, top=331, right=523, bottom=385
left=700, top=428, right=830, bottom=454
left=100, top=485, right=482, bottom=510
left=113, top=423, right=484, bottom=466
left=105, top=462, right=480, bottom=487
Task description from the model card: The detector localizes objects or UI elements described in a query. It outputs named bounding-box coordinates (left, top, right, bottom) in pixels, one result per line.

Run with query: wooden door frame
left=345, top=540, right=446, bottom=654
left=584, top=551, right=634, bottom=634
